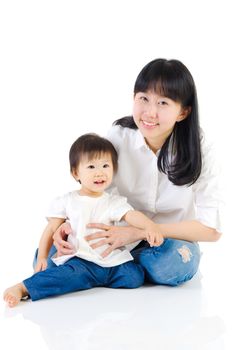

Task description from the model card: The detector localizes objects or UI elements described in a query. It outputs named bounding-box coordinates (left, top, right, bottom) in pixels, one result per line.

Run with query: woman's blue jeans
left=29, top=238, right=200, bottom=301
left=131, top=238, right=201, bottom=286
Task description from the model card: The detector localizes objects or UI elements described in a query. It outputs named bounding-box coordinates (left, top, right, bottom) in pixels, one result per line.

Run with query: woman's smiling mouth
left=142, top=120, right=159, bottom=128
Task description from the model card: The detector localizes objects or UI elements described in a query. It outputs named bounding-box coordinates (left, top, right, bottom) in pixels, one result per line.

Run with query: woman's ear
left=177, top=106, right=191, bottom=122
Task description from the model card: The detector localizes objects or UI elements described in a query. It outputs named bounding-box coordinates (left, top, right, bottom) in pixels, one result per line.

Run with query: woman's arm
left=159, top=220, right=221, bottom=242
left=85, top=219, right=221, bottom=258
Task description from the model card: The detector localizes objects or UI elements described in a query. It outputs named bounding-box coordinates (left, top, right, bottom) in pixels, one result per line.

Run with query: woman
left=52, top=58, right=221, bottom=286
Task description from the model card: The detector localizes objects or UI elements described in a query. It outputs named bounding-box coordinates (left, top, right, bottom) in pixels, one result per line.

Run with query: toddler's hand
left=146, top=227, right=164, bottom=247
left=34, top=258, right=48, bottom=273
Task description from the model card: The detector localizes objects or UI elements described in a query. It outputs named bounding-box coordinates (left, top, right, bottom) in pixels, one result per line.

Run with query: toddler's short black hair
left=69, top=133, right=118, bottom=173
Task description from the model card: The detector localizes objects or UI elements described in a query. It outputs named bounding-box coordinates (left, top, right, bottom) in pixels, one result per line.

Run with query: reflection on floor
left=1, top=273, right=227, bottom=350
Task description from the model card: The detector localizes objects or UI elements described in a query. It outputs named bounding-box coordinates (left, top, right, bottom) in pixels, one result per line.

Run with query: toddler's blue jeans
left=25, top=256, right=144, bottom=301
left=29, top=238, right=200, bottom=301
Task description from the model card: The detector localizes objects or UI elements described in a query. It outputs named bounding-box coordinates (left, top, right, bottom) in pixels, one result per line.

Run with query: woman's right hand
left=85, top=224, right=144, bottom=258
left=53, top=222, right=75, bottom=256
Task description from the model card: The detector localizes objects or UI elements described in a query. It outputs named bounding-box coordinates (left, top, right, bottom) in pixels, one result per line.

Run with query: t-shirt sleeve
left=108, top=194, right=134, bottom=222
left=193, top=137, right=222, bottom=233
left=46, top=193, right=69, bottom=219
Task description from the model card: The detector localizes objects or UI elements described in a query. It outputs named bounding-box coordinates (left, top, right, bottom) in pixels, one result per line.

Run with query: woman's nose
left=145, top=102, right=157, bottom=117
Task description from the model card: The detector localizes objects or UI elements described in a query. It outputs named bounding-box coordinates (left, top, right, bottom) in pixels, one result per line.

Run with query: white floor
left=1, top=2, right=231, bottom=348
left=1, top=237, right=231, bottom=350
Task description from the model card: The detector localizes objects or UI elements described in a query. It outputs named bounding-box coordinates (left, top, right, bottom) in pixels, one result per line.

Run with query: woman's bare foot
left=3, top=283, right=28, bottom=307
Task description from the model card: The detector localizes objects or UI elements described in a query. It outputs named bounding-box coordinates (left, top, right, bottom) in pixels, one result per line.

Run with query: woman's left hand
left=85, top=223, right=143, bottom=258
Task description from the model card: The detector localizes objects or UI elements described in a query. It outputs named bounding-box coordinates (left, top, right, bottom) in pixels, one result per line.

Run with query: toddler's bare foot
left=3, top=283, right=28, bottom=307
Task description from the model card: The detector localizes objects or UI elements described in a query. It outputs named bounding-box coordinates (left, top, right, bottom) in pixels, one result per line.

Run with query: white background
left=0, top=1, right=231, bottom=349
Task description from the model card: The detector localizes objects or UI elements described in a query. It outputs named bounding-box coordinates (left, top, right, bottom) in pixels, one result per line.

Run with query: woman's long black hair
left=114, top=58, right=202, bottom=186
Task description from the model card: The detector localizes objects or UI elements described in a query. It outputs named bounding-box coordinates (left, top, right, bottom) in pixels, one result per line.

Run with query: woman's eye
left=140, top=96, right=148, bottom=102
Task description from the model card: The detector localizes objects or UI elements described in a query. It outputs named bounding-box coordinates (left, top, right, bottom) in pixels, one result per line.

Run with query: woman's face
left=133, top=90, right=189, bottom=150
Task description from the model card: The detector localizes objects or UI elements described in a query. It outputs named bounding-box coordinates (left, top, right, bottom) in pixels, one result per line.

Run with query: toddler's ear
left=71, top=168, right=79, bottom=181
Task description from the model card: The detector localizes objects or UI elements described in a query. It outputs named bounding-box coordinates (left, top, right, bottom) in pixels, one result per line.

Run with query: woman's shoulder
left=200, top=129, right=217, bottom=159
left=106, top=121, right=139, bottom=147
left=195, top=129, right=221, bottom=184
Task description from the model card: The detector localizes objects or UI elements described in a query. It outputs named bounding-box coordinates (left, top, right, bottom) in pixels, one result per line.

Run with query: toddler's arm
left=35, top=218, right=65, bottom=272
left=123, top=210, right=164, bottom=247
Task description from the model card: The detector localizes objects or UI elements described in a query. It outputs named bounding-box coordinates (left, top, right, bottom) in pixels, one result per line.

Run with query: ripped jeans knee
left=133, top=239, right=201, bottom=286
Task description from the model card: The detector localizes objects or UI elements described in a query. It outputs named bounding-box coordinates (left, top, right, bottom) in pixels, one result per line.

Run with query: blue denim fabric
left=25, top=257, right=144, bottom=301
left=131, top=238, right=201, bottom=286
left=31, top=237, right=200, bottom=299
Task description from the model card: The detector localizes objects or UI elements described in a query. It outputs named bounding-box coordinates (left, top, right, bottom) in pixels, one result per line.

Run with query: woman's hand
left=85, top=223, right=143, bottom=258
left=53, top=222, right=75, bottom=256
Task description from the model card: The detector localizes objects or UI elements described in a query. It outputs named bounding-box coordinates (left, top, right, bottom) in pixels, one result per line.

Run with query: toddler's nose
left=95, top=168, right=104, bottom=176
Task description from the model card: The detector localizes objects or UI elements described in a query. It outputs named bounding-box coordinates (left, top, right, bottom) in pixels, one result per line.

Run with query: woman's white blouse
left=107, top=125, right=221, bottom=232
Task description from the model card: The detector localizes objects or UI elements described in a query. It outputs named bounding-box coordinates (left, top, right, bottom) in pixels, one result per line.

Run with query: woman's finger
left=56, top=246, right=75, bottom=256
left=85, top=230, right=111, bottom=241
left=90, top=238, right=109, bottom=249
left=53, top=239, right=75, bottom=255
left=87, top=223, right=111, bottom=230
left=54, top=238, right=73, bottom=249
left=101, top=245, right=115, bottom=258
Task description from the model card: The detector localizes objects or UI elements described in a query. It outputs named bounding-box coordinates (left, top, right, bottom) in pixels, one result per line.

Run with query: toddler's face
left=73, top=153, right=114, bottom=197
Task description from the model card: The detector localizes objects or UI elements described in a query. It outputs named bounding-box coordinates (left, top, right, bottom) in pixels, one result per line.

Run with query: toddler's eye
left=158, top=100, right=168, bottom=106
left=87, top=165, right=95, bottom=169
left=103, top=164, right=110, bottom=168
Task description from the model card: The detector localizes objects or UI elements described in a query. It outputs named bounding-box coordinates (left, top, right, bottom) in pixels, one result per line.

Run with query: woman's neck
left=145, top=130, right=172, bottom=154
left=145, top=137, right=164, bottom=154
